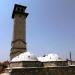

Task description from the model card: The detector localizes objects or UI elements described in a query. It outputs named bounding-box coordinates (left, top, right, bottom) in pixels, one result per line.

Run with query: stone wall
left=10, top=62, right=23, bottom=68
left=10, top=61, right=43, bottom=67
left=43, top=61, right=68, bottom=67
left=10, top=66, right=75, bottom=75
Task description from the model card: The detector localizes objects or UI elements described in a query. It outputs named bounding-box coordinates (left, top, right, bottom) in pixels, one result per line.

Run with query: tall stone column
left=10, top=4, right=28, bottom=59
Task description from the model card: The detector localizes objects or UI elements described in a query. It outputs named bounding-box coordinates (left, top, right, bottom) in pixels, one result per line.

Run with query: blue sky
left=0, top=0, right=75, bottom=61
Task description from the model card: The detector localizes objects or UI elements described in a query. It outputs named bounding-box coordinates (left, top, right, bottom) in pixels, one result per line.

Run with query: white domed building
left=38, top=53, right=63, bottom=62
left=11, top=52, right=38, bottom=62
left=10, top=52, right=43, bottom=68
left=38, top=53, right=67, bottom=67
left=10, top=52, right=67, bottom=68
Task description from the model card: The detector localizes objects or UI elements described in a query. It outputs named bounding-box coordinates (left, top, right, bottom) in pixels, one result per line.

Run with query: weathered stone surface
left=10, top=66, right=75, bottom=75
left=10, top=4, right=28, bottom=59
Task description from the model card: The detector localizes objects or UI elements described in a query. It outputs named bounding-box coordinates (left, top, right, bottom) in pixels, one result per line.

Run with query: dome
left=11, top=52, right=38, bottom=62
left=38, top=53, right=63, bottom=62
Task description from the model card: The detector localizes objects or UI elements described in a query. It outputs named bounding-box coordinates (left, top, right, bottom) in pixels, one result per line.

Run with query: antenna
left=70, top=51, right=72, bottom=65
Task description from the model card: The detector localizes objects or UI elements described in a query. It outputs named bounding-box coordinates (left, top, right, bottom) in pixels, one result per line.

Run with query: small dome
left=38, top=53, right=63, bottom=62
left=11, top=52, right=38, bottom=62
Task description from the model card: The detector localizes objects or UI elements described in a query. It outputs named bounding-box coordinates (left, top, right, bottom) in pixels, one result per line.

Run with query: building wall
left=10, top=62, right=23, bottom=68
left=10, top=61, right=43, bottom=67
left=43, top=61, right=68, bottom=67
left=9, top=61, right=75, bottom=75
left=10, top=66, right=75, bottom=75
